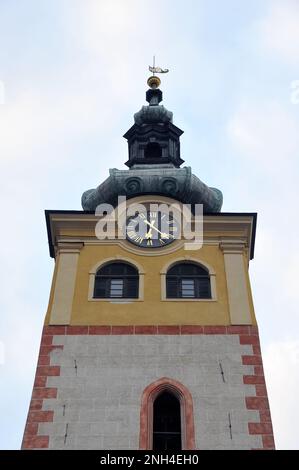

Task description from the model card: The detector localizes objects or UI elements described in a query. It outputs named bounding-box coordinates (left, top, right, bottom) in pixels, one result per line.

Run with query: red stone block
left=262, top=435, right=275, bottom=449
left=89, top=326, right=111, bottom=335
left=34, top=376, right=47, bottom=388
left=243, top=375, right=265, bottom=385
left=29, top=399, right=43, bottom=411
left=227, top=326, right=249, bottom=334
left=239, top=335, right=260, bottom=345
left=181, top=325, right=204, bottom=334
left=40, top=345, right=63, bottom=356
left=248, top=422, right=273, bottom=435
left=158, top=326, right=180, bottom=335
left=66, top=326, right=88, bottom=335
left=249, top=326, right=259, bottom=334
left=22, top=436, right=49, bottom=449
left=252, top=345, right=261, bottom=355
left=254, top=366, right=264, bottom=376
left=134, top=325, right=157, bottom=335
left=43, top=326, right=66, bottom=335
left=41, top=335, right=53, bottom=346
left=242, top=355, right=262, bottom=365
left=255, top=385, right=267, bottom=397
left=111, top=325, right=134, bottom=334
left=28, top=411, right=54, bottom=423
left=203, top=326, right=227, bottom=334
left=32, top=388, right=57, bottom=399
left=24, top=422, right=38, bottom=436
left=38, top=356, right=50, bottom=366
left=259, top=410, right=272, bottom=423
left=246, top=397, right=269, bottom=410
left=36, top=366, right=60, bottom=377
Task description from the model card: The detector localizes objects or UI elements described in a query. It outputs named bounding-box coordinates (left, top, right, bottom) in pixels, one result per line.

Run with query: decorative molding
left=56, top=242, right=84, bottom=254
left=139, top=377, right=195, bottom=450
left=47, top=211, right=256, bottom=260
left=89, top=256, right=145, bottom=275
left=88, top=256, right=145, bottom=302
left=42, top=325, right=258, bottom=335
left=220, top=240, right=247, bottom=254
left=160, top=256, right=216, bottom=275
left=160, top=257, right=217, bottom=301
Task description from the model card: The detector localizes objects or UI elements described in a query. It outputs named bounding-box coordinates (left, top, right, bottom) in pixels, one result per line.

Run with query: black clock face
left=126, top=210, right=179, bottom=248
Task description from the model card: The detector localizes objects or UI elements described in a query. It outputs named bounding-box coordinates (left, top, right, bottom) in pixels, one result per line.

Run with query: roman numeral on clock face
left=126, top=208, right=178, bottom=248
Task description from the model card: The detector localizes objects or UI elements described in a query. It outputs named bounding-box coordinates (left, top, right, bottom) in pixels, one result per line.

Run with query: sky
left=0, top=0, right=299, bottom=450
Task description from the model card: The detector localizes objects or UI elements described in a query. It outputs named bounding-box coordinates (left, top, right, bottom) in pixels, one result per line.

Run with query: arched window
left=93, top=262, right=138, bottom=299
left=153, top=391, right=181, bottom=451
left=139, top=377, right=195, bottom=450
left=166, top=262, right=211, bottom=299
left=144, top=142, right=162, bottom=159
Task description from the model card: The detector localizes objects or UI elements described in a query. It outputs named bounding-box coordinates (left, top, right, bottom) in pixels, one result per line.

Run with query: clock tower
left=22, top=73, right=275, bottom=450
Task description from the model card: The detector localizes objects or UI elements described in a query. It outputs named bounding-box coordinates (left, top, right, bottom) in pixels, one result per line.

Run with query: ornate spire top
left=81, top=63, right=223, bottom=213
left=148, top=55, right=169, bottom=78
left=146, top=56, right=168, bottom=104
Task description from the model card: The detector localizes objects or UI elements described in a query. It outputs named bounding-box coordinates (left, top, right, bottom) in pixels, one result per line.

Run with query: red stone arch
left=139, top=377, right=195, bottom=450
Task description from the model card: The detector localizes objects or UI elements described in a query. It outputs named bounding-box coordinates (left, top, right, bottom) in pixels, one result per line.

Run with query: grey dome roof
left=134, top=104, right=173, bottom=126
left=81, top=166, right=223, bottom=213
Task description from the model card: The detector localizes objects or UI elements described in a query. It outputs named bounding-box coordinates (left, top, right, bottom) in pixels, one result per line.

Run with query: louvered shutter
left=93, top=277, right=107, bottom=298
left=125, top=277, right=139, bottom=298
left=196, top=277, right=211, bottom=298
left=166, top=277, right=179, bottom=298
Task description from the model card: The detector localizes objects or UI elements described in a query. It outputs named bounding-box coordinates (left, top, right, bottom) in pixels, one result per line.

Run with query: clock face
left=126, top=209, right=179, bottom=248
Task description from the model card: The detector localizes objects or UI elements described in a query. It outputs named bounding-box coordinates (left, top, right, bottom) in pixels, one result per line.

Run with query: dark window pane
left=94, top=262, right=139, bottom=299
left=125, top=277, right=139, bottom=298
left=145, top=142, right=162, bottom=159
left=166, top=278, right=179, bottom=298
left=166, top=263, right=211, bottom=299
left=99, top=263, right=137, bottom=276
left=168, top=262, right=208, bottom=277
left=93, top=278, right=107, bottom=298
left=153, top=391, right=181, bottom=451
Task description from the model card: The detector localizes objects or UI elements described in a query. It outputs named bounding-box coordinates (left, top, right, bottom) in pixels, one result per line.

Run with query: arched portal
left=139, top=377, right=195, bottom=450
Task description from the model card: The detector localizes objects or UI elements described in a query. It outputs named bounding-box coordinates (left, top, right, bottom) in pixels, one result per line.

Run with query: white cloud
left=257, top=0, right=299, bottom=65
left=283, top=252, right=299, bottom=302
left=263, top=340, right=299, bottom=449
left=66, top=0, right=160, bottom=96
left=0, top=87, right=115, bottom=167
left=227, top=100, right=299, bottom=173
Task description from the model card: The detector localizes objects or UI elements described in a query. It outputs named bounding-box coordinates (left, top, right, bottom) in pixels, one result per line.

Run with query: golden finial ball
left=147, top=75, right=161, bottom=89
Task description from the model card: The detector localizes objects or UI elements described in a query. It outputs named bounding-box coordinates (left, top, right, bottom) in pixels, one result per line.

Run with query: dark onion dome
left=81, top=166, right=223, bottom=213
left=134, top=104, right=173, bottom=125
left=81, top=76, right=223, bottom=213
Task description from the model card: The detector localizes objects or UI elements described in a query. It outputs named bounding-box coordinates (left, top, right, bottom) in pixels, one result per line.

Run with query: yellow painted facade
left=45, top=207, right=257, bottom=327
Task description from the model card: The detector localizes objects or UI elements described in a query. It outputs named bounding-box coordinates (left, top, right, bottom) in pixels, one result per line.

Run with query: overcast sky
left=0, top=0, right=299, bottom=450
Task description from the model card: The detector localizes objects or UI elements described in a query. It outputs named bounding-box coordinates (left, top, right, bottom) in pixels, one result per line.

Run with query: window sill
left=161, top=298, right=217, bottom=302
left=88, top=297, right=144, bottom=303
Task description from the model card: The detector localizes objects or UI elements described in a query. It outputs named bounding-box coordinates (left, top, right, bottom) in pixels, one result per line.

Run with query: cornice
left=46, top=209, right=256, bottom=260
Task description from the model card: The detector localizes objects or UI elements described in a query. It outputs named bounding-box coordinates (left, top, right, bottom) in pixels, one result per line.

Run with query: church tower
left=22, top=72, right=275, bottom=450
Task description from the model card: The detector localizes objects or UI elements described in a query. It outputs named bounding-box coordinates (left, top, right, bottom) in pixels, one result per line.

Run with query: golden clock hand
left=145, top=228, right=152, bottom=239
left=145, top=220, right=155, bottom=239
left=143, top=219, right=171, bottom=239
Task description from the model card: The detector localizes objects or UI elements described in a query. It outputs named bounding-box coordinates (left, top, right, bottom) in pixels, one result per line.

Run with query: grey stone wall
left=38, top=334, right=262, bottom=449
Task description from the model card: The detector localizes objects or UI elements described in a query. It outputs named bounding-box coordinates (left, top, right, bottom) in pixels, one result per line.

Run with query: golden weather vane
left=148, top=55, right=169, bottom=75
